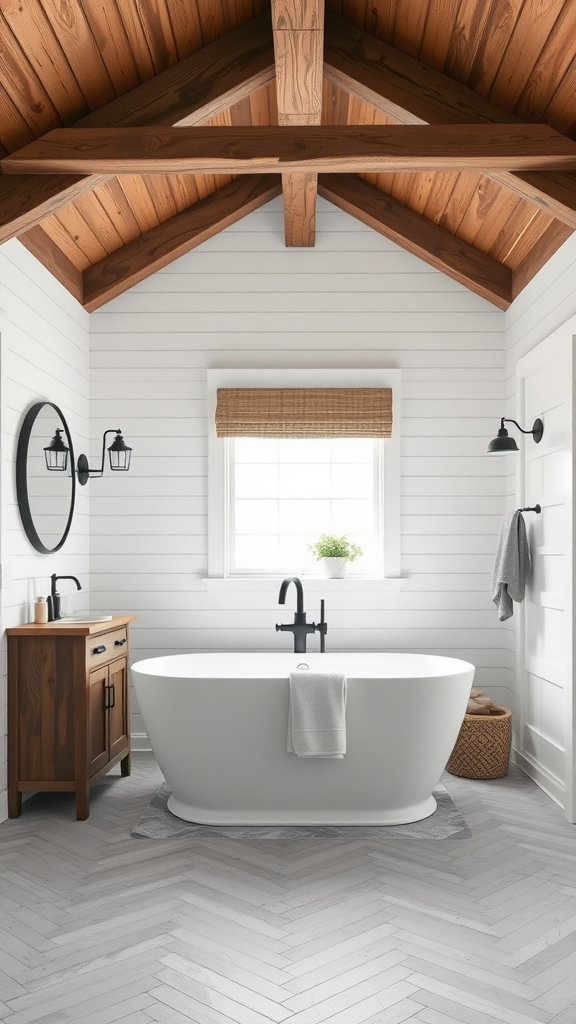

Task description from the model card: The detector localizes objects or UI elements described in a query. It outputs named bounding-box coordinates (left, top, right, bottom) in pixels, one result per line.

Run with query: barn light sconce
left=486, top=417, right=544, bottom=455
left=44, top=428, right=69, bottom=471
left=77, top=429, right=132, bottom=485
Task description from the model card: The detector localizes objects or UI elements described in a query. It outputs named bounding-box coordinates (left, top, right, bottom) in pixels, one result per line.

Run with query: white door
left=515, top=325, right=574, bottom=821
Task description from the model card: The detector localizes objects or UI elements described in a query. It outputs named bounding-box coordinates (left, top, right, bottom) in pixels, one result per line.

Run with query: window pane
left=279, top=439, right=332, bottom=463
left=235, top=499, right=278, bottom=533
left=331, top=463, right=373, bottom=498
left=235, top=438, right=278, bottom=462
left=332, top=499, right=374, bottom=533
left=236, top=534, right=278, bottom=568
left=231, top=437, right=381, bottom=574
left=279, top=463, right=331, bottom=498
left=279, top=499, right=331, bottom=533
left=235, top=463, right=278, bottom=498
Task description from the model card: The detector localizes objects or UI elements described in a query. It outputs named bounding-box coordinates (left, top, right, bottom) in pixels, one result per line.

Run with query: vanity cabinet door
left=108, top=657, right=128, bottom=761
left=88, top=665, right=109, bottom=776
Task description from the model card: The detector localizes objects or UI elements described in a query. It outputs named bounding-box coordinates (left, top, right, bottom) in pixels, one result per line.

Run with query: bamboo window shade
left=215, top=388, right=393, bottom=438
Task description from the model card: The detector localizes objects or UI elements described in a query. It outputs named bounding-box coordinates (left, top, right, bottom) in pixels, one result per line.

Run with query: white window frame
left=207, top=368, right=402, bottom=582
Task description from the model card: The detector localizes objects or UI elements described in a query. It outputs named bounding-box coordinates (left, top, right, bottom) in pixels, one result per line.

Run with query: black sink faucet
left=48, top=574, right=82, bottom=621
left=276, top=576, right=321, bottom=654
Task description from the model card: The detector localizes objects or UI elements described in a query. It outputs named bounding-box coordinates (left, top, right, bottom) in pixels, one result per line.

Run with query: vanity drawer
left=87, top=628, right=127, bottom=667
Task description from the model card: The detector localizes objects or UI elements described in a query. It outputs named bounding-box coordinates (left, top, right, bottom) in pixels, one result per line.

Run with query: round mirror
left=16, top=402, right=76, bottom=554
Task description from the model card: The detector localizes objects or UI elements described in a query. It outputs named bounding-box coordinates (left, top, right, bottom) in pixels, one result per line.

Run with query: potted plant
left=308, top=534, right=363, bottom=578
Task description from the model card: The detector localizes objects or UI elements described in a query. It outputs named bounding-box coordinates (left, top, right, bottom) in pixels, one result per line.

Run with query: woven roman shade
left=215, top=388, right=393, bottom=438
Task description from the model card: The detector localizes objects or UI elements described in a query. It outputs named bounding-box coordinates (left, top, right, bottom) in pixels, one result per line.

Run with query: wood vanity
left=7, top=615, right=136, bottom=820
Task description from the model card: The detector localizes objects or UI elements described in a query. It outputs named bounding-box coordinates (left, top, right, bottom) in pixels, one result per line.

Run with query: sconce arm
left=77, top=429, right=121, bottom=485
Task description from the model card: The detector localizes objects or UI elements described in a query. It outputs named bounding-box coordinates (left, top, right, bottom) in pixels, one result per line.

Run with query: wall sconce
left=43, top=428, right=69, bottom=471
left=486, top=417, right=544, bottom=454
left=77, top=429, right=132, bottom=485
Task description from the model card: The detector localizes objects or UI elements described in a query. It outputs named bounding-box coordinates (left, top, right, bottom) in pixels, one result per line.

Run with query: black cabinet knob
left=114, top=638, right=126, bottom=646
left=92, top=644, right=106, bottom=655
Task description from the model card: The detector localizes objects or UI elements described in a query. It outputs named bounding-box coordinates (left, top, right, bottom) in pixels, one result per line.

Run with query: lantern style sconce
left=43, top=428, right=69, bottom=471
left=77, top=428, right=132, bottom=485
left=486, top=417, right=544, bottom=454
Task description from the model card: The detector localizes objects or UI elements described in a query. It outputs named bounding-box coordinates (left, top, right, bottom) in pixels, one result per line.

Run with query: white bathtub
left=131, top=652, right=474, bottom=826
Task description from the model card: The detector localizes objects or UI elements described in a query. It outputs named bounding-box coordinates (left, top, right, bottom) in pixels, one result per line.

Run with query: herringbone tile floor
left=1, top=754, right=575, bottom=1024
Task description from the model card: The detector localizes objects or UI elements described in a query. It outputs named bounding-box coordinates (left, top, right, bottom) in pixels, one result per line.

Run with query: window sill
left=201, top=576, right=406, bottom=593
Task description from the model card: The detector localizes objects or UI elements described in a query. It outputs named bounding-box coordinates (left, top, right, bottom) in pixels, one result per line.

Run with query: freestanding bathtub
left=131, top=652, right=474, bottom=826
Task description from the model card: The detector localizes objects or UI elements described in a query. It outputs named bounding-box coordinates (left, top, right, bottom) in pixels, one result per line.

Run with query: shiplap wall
left=89, top=196, right=509, bottom=746
left=0, top=239, right=90, bottom=823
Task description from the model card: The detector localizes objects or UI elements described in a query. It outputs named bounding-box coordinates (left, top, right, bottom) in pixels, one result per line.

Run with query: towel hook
left=519, top=504, right=541, bottom=513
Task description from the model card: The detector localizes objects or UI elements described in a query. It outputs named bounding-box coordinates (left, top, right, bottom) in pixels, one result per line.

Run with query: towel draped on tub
left=287, top=669, right=347, bottom=758
left=491, top=510, right=530, bottom=621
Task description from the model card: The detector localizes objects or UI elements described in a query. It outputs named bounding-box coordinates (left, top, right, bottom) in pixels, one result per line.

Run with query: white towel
left=491, top=510, right=530, bottom=621
left=287, top=669, right=347, bottom=758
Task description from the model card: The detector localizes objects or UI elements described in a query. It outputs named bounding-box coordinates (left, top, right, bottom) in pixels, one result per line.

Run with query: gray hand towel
left=287, top=669, right=347, bottom=757
left=491, top=510, right=530, bottom=621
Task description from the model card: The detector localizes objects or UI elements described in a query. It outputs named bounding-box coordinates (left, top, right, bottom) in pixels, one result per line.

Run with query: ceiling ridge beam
left=0, top=13, right=275, bottom=244
left=324, top=10, right=576, bottom=229
left=82, top=175, right=281, bottom=312
left=5, top=124, right=576, bottom=176
left=318, top=173, right=512, bottom=310
left=272, top=0, right=324, bottom=246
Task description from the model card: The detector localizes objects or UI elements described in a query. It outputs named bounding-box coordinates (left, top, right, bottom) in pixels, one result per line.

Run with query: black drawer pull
left=109, top=683, right=116, bottom=709
left=92, top=644, right=106, bottom=655
left=114, top=638, right=126, bottom=646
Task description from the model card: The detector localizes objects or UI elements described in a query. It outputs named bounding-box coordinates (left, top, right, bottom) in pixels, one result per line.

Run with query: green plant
left=308, top=534, right=363, bottom=562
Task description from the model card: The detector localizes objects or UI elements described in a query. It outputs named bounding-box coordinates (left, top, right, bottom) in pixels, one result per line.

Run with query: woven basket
left=446, top=706, right=512, bottom=779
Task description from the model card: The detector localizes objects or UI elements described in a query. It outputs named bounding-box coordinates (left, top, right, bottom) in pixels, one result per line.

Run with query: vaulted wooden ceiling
left=1, top=0, right=576, bottom=311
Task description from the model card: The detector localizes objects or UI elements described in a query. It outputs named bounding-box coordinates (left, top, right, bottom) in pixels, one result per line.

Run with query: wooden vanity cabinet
left=7, top=615, right=136, bottom=820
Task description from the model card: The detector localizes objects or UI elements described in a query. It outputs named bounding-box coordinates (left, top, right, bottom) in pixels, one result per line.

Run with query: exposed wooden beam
left=82, top=175, right=282, bottom=312
left=5, top=125, right=576, bottom=176
left=318, top=173, right=512, bottom=310
left=272, top=0, right=324, bottom=246
left=511, top=222, right=573, bottom=300
left=19, top=225, right=84, bottom=305
left=0, top=13, right=275, bottom=244
left=324, top=11, right=576, bottom=229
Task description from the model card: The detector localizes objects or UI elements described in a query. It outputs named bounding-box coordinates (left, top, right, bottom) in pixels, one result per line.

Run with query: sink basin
left=59, top=615, right=113, bottom=623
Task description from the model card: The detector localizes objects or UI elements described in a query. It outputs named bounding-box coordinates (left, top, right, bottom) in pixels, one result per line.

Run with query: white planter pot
left=323, top=557, right=349, bottom=579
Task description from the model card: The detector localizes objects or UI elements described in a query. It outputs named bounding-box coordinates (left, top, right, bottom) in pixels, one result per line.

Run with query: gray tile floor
left=0, top=753, right=575, bottom=1023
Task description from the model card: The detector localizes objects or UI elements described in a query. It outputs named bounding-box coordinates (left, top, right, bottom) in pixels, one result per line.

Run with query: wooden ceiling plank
left=19, top=224, right=84, bottom=303
left=81, top=0, right=143, bottom=97
left=1, top=2, right=89, bottom=123
left=0, top=14, right=62, bottom=144
left=272, top=0, right=324, bottom=247
left=318, top=172, right=512, bottom=309
left=0, top=12, right=275, bottom=244
left=37, top=0, right=117, bottom=109
left=513, top=4, right=576, bottom=124
left=83, top=174, right=282, bottom=311
left=487, top=0, right=563, bottom=113
left=323, top=11, right=576, bottom=227
left=6, top=124, right=576, bottom=175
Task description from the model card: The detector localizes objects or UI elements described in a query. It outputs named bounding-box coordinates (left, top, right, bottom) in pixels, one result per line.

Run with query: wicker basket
left=446, top=706, right=512, bottom=779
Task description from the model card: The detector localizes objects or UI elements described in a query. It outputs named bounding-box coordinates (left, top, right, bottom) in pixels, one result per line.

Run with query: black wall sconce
left=44, top=428, right=69, bottom=471
left=487, top=417, right=544, bottom=454
left=77, top=428, right=132, bottom=485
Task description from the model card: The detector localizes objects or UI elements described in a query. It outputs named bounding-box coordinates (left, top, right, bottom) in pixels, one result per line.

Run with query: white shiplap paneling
left=0, top=239, right=90, bottom=823
left=89, top=197, right=509, bottom=744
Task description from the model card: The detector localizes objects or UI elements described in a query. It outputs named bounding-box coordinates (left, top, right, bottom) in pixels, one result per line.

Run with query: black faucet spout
left=278, top=576, right=304, bottom=615
left=48, top=574, right=82, bottom=621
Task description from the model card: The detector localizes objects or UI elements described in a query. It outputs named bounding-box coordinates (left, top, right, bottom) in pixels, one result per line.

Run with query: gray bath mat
left=132, top=781, right=470, bottom=840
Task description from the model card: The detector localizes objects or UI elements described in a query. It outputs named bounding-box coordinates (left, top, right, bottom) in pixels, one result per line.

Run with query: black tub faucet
left=48, top=574, right=82, bottom=621
left=276, top=576, right=319, bottom=654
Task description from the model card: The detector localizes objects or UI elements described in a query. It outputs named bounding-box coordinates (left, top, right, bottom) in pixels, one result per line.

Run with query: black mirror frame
left=16, top=401, right=76, bottom=554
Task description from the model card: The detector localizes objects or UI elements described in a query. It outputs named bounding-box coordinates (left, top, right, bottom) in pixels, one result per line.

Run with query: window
left=207, top=369, right=401, bottom=580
